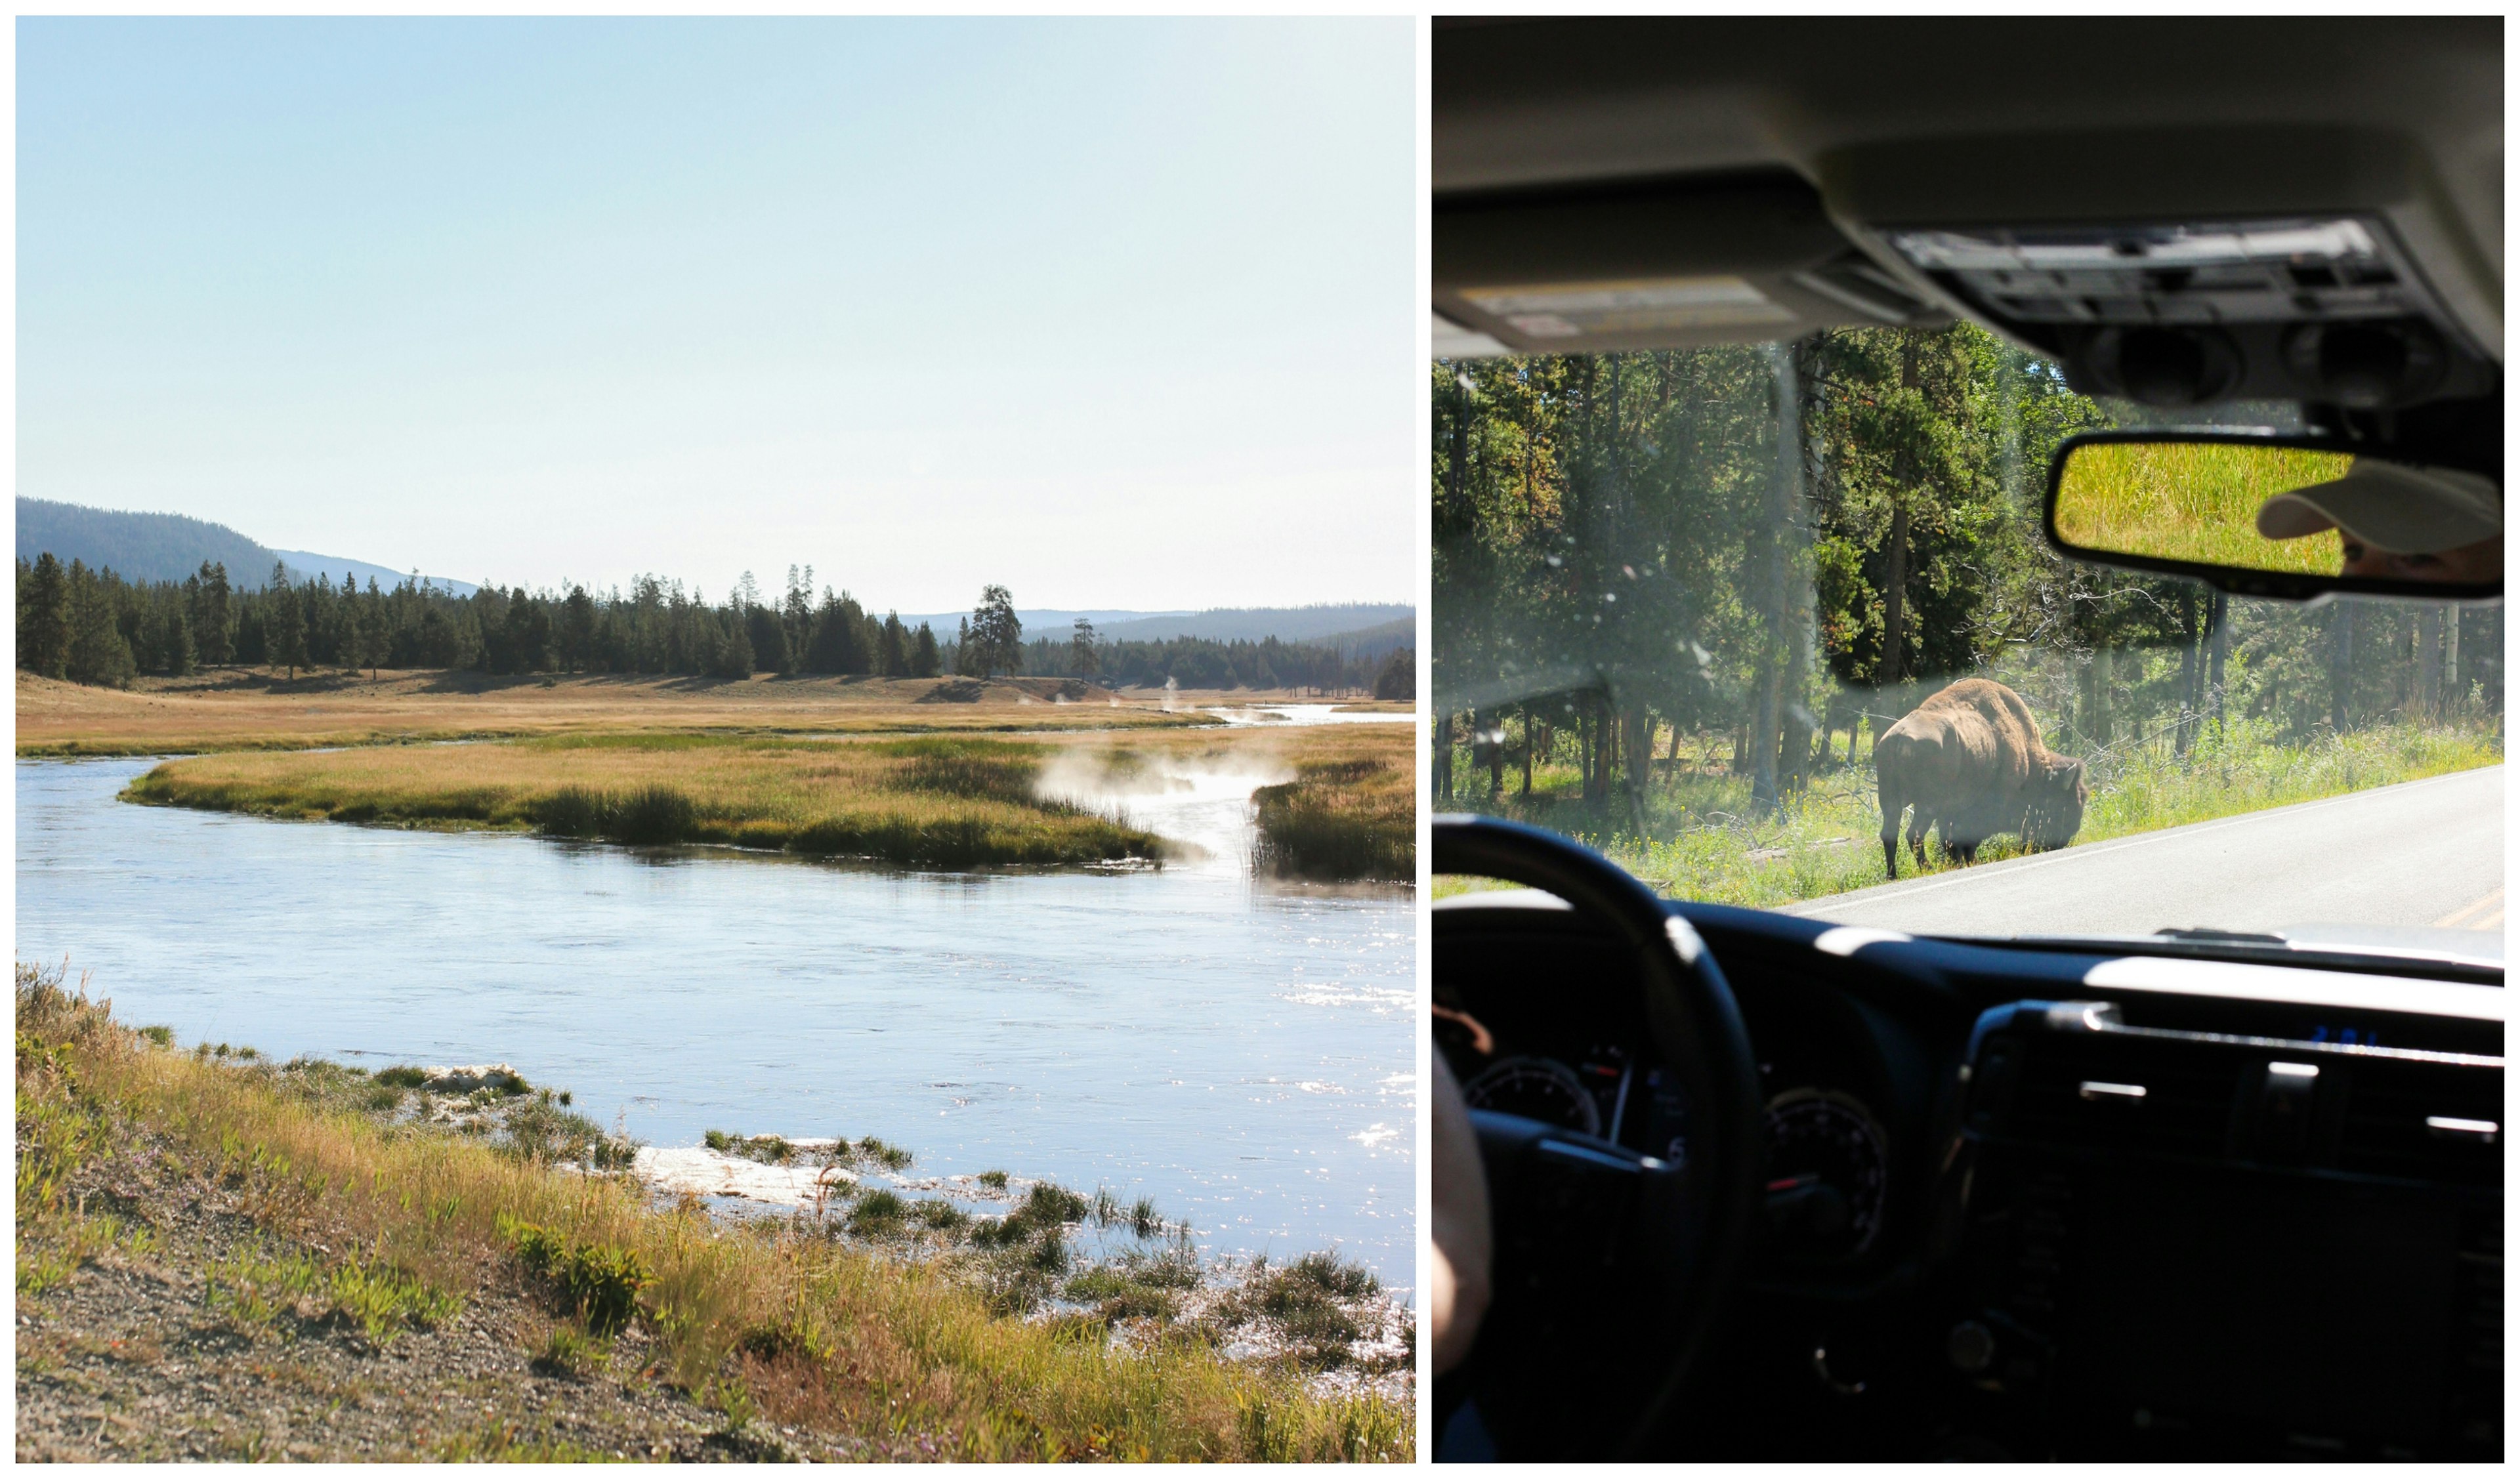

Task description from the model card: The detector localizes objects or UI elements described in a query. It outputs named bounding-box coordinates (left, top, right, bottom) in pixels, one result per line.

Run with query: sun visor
left=1433, top=171, right=1947, bottom=356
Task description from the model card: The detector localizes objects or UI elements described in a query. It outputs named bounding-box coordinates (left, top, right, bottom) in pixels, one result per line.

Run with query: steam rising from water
left=1032, top=745, right=1294, bottom=870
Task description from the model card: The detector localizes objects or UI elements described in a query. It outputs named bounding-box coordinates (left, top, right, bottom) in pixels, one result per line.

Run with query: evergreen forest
left=14, top=558, right=1397, bottom=696
left=1433, top=323, right=2505, bottom=810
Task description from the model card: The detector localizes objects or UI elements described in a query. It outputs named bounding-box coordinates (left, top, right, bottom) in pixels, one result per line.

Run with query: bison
left=1875, top=678, right=2087, bottom=878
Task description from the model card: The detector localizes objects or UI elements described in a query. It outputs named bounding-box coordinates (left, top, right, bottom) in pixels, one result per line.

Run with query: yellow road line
left=2433, top=886, right=2505, bottom=930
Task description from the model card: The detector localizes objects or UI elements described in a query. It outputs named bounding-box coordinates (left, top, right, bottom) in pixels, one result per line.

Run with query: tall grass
left=14, top=963, right=1410, bottom=1461
left=2053, top=440, right=2349, bottom=573
left=1437, top=718, right=2501, bottom=909
left=1249, top=731, right=1416, bottom=884
left=123, top=734, right=1168, bottom=868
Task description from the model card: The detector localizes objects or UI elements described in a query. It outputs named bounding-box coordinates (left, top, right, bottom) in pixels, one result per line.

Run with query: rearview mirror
left=2046, top=432, right=2502, bottom=600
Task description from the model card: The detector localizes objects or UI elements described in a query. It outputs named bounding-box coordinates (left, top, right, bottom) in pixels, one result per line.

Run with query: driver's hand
left=1431, top=1049, right=1492, bottom=1375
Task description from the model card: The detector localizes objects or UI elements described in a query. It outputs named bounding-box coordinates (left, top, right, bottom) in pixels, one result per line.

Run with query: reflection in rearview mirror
left=2048, top=434, right=2502, bottom=598
left=2053, top=440, right=2352, bottom=575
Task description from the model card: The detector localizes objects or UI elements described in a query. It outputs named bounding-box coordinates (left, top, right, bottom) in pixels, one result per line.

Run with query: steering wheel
left=1433, top=814, right=1765, bottom=1461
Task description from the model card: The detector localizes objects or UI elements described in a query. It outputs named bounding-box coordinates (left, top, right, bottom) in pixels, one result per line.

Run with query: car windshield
left=1431, top=327, right=2505, bottom=955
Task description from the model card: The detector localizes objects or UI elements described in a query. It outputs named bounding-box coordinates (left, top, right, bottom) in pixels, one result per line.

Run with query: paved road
left=1785, top=765, right=2504, bottom=940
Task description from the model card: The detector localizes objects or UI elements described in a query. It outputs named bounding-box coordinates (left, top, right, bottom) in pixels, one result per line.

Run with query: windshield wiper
left=2154, top=927, right=2291, bottom=946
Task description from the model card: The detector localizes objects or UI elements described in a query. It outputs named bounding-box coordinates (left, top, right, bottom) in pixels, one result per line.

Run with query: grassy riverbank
left=15, top=965, right=1412, bottom=1461
left=1251, top=728, right=1416, bottom=884
left=1435, top=717, right=2502, bottom=909
left=125, top=734, right=1169, bottom=868
left=122, top=720, right=1418, bottom=878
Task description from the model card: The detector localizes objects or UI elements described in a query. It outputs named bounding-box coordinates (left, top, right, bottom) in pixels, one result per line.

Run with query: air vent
left=2337, top=1058, right=2505, bottom=1188
left=1998, top=1033, right=2240, bottom=1159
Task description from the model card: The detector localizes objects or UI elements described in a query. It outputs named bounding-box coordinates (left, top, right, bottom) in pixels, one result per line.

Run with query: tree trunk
left=2444, top=609, right=2461, bottom=715
left=2208, top=591, right=2230, bottom=732
left=1624, top=705, right=1654, bottom=820
left=1521, top=709, right=1536, bottom=797
left=2175, top=602, right=2197, bottom=758
left=2331, top=604, right=2355, bottom=732
left=1881, top=501, right=1910, bottom=691
left=2418, top=606, right=2443, bottom=720
left=1434, top=713, right=1454, bottom=803
left=2082, top=648, right=2114, bottom=747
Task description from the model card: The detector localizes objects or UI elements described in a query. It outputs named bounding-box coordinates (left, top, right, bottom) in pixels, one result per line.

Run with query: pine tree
left=63, top=560, right=136, bottom=687
left=267, top=566, right=308, bottom=680
left=912, top=623, right=940, bottom=678
left=19, top=552, right=72, bottom=677
left=879, top=612, right=908, bottom=677
left=159, top=603, right=197, bottom=677
left=966, top=585, right=1021, bottom=677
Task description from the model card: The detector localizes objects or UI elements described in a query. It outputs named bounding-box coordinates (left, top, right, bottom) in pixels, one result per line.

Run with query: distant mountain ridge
left=268, top=550, right=477, bottom=596
left=15, top=499, right=1408, bottom=648
left=894, top=602, right=1414, bottom=650
left=16, top=498, right=477, bottom=594
left=16, top=498, right=279, bottom=586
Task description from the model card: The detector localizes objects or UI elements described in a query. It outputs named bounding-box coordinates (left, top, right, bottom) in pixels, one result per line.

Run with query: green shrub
left=503, top=1217, right=652, bottom=1335
left=847, top=1190, right=908, bottom=1236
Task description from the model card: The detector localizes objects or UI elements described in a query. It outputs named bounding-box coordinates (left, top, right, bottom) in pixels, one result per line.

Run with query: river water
left=13, top=706, right=1419, bottom=1281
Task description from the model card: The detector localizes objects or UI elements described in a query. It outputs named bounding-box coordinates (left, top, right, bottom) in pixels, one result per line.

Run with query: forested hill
left=1095, top=604, right=1414, bottom=645
left=16, top=499, right=278, bottom=586
left=15, top=499, right=478, bottom=595
left=269, top=551, right=477, bottom=597
left=891, top=604, right=1412, bottom=647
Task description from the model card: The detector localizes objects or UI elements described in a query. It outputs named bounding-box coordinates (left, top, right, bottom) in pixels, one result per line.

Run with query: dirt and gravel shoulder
left=14, top=1114, right=894, bottom=1463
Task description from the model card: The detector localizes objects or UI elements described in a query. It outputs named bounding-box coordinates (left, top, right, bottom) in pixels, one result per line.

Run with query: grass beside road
left=125, top=733, right=1168, bottom=869
left=1435, top=718, right=2502, bottom=910
left=2052, top=439, right=2349, bottom=575
left=15, top=964, right=1412, bottom=1461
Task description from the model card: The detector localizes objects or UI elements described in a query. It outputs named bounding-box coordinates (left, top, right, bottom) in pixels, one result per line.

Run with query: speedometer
left=1463, top=1056, right=1603, bottom=1136
left=1763, top=1089, right=1889, bottom=1262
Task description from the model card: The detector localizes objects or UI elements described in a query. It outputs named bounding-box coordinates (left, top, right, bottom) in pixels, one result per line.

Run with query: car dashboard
left=1435, top=891, right=2504, bottom=1461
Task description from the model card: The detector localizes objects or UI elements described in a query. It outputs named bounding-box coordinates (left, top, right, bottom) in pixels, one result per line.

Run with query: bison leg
left=1908, top=812, right=1931, bottom=870
left=1880, top=806, right=1903, bottom=878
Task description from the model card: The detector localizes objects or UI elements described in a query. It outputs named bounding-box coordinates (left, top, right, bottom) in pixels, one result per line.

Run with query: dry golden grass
left=1250, top=728, right=1416, bottom=883
left=128, top=733, right=1169, bottom=867
left=122, top=722, right=1418, bottom=874
left=16, top=965, right=1412, bottom=1461
left=15, top=669, right=1223, bottom=758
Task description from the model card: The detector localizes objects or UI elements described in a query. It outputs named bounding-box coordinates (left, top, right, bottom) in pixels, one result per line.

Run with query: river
left=13, top=706, right=1418, bottom=1282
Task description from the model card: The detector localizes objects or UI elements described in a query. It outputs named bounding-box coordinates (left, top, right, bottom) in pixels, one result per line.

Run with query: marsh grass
left=13, top=963, right=1410, bottom=1460
left=124, top=734, right=1169, bottom=868
left=1249, top=730, right=1415, bottom=883
left=1438, top=718, right=2502, bottom=911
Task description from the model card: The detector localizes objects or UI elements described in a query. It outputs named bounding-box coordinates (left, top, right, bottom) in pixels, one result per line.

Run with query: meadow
left=16, top=965, right=1410, bottom=1461
left=14, top=669, right=1208, bottom=759
left=123, top=720, right=1418, bottom=877
left=1435, top=715, right=2503, bottom=909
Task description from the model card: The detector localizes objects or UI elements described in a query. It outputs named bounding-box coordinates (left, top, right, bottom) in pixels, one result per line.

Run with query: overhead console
left=1878, top=215, right=2496, bottom=412
left=1939, top=994, right=2502, bottom=1459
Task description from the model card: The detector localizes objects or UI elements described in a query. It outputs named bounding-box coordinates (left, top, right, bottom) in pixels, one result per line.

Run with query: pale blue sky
left=18, top=17, right=1416, bottom=610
